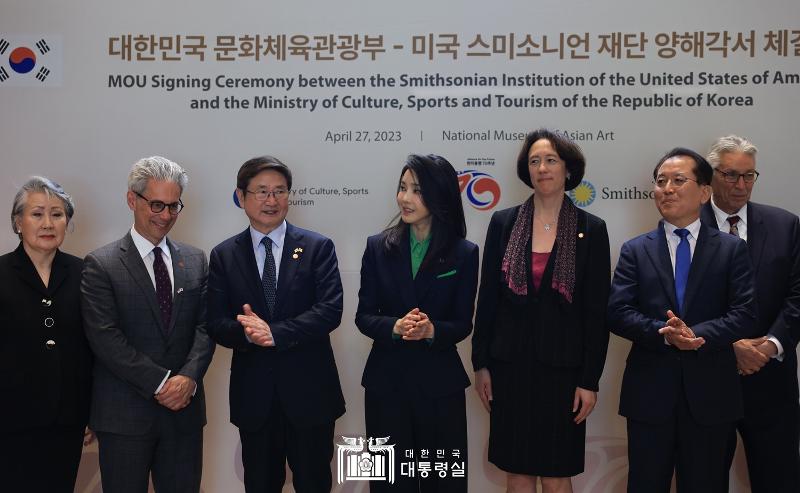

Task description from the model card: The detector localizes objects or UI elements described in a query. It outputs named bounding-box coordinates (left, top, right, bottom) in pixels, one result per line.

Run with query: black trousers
left=365, top=387, right=467, bottom=493
left=724, top=402, right=800, bottom=493
left=239, top=395, right=335, bottom=493
left=0, top=424, right=85, bottom=493
left=96, top=424, right=203, bottom=493
left=626, top=390, right=732, bottom=493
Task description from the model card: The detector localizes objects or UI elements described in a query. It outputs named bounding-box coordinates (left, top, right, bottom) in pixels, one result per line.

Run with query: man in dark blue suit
left=700, top=135, right=800, bottom=493
left=608, top=148, right=757, bottom=493
left=207, top=156, right=345, bottom=493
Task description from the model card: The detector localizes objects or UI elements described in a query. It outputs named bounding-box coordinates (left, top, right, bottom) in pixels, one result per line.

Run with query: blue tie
left=260, top=236, right=277, bottom=318
left=674, top=228, right=691, bottom=313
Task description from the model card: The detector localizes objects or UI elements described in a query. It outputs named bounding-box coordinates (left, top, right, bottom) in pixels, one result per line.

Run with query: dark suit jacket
left=608, top=220, right=757, bottom=425
left=81, top=233, right=213, bottom=434
left=207, top=224, right=345, bottom=431
left=701, top=201, right=800, bottom=415
left=0, top=245, right=91, bottom=431
left=471, top=204, right=611, bottom=391
left=355, top=231, right=479, bottom=398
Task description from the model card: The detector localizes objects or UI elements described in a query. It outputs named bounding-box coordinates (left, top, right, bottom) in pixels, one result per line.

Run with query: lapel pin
left=292, top=247, right=303, bottom=260
left=578, top=233, right=584, bottom=238
left=176, top=287, right=184, bottom=294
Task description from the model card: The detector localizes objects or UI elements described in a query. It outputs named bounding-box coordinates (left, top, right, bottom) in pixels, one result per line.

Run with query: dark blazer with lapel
left=355, top=231, right=479, bottom=398
left=207, top=224, right=345, bottom=431
left=0, top=245, right=91, bottom=431
left=81, top=233, right=213, bottom=434
left=471, top=203, right=611, bottom=392
left=701, top=201, right=800, bottom=414
left=608, top=221, right=757, bottom=425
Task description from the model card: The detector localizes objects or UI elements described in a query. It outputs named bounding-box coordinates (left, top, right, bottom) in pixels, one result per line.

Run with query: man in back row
left=701, top=135, right=800, bottom=493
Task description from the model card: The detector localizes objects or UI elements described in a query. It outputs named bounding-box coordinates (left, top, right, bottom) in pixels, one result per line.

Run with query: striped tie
left=727, top=216, right=740, bottom=237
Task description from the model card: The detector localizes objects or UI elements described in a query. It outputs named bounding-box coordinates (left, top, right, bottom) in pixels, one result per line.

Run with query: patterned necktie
left=260, top=236, right=277, bottom=318
left=727, top=215, right=740, bottom=237
left=152, top=247, right=172, bottom=329
left=674, top=229, right=691, bottom=313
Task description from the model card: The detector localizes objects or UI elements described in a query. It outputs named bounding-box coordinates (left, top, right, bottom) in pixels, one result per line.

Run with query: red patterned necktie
left=727, top=216, right=740, bottom=237
left=152, top=247, right=172, bottom=329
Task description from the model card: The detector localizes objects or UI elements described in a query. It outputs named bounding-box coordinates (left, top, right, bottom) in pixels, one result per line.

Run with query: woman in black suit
left=356, top=154, right=479, bottom=492
left=472, top=130, right=611, bottom=493
left=0, top=177, right=92, bottom=492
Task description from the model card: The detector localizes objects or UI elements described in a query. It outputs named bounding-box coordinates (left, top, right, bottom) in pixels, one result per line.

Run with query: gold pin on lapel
left=292, top=247, right=303, bottom=259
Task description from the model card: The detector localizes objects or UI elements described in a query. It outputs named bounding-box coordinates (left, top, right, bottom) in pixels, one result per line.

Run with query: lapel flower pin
left=292, top=247, right=303, bottom=260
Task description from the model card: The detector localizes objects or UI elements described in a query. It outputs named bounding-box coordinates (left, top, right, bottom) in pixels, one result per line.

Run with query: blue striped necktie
left=674, top=228, right=691, bottom=313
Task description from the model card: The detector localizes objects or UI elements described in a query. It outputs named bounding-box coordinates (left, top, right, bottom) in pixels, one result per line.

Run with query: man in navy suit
left=608, top=148, right=757, bottom=493
left=700, top=135, right=800, bottom=493
left=207, top=156, right=345, bottom=493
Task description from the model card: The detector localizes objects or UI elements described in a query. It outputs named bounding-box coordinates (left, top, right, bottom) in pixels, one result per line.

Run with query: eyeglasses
left=714, top=168, right=759, bottom=184
left=244, top=188, right=289, bottom=201
left=135, top=192, right=184, bottom=215
left=653, top=175, right=698, bottom=189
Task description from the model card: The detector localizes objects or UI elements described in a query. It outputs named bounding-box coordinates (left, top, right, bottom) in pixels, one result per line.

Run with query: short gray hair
left=127, top=156, right=189, bottom=194
left=11, top=176, right=75, bottom=235
left=707, top=135, right=758, bottom=167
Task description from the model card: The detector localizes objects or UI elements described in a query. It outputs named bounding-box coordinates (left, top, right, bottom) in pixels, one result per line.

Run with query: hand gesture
left=658, top=310, right=705, bottom=350
left=237, top=304, right=275, bottom=347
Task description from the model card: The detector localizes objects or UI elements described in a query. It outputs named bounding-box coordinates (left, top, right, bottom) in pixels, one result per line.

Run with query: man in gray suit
left=82, top=156, right=214, bottom=493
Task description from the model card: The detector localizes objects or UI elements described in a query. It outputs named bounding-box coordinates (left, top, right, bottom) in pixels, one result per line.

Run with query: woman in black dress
left=0, top=176, right=92, bottom=492
left=472, top=130, right=610, bottom=492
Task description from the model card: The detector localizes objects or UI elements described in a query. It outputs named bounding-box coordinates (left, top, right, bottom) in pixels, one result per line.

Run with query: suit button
left=45, top=339, right=56, bottom=349
left=44, top=317, right=55, bottom=328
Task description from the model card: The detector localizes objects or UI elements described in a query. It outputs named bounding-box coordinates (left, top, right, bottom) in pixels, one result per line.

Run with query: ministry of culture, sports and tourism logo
left=337, top=436, right=396, bottom=484
left=457, top=170, right=501, bottom=211
left=0, top=34, right=62, bottom=86
left=569, top=180, right=596, bottom=207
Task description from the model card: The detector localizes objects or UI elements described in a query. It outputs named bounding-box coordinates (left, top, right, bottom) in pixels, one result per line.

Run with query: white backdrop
left=2, top=1, right=799, bottom=491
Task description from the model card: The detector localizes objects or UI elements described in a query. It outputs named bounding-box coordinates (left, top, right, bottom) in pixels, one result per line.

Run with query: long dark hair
left=383, top=154, right=467, bottom=272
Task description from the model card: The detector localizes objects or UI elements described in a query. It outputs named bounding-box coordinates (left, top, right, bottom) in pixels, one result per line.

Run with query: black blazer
left=355, top=231, right=479, bottom=398
left=472, top=202, right=611, bottom=391
left=701, top=201, right=800, bottom=414
left=0, top=244, right=91, bottom=431
left=207, top=224, right=345, bottom=430
left=608, top=221, right=757, bottom=425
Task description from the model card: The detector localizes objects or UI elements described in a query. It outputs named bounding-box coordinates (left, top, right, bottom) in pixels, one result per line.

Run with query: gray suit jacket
left=81, top=232, right=214, bottom=434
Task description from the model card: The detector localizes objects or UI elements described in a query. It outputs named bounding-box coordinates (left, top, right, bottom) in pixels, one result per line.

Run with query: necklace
left=535, top=212, right=557, bottom=232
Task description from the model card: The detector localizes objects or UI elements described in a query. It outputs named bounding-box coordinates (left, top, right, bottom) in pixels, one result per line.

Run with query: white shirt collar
left=130, top=226, right=171, bottom=261
left=710, top=196, right=747, bottom=227
left=663, top=217, right=701, bottom=239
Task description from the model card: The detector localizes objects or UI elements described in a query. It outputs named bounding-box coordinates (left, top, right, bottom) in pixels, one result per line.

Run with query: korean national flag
left=0, top=34, right=62, bottom=87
